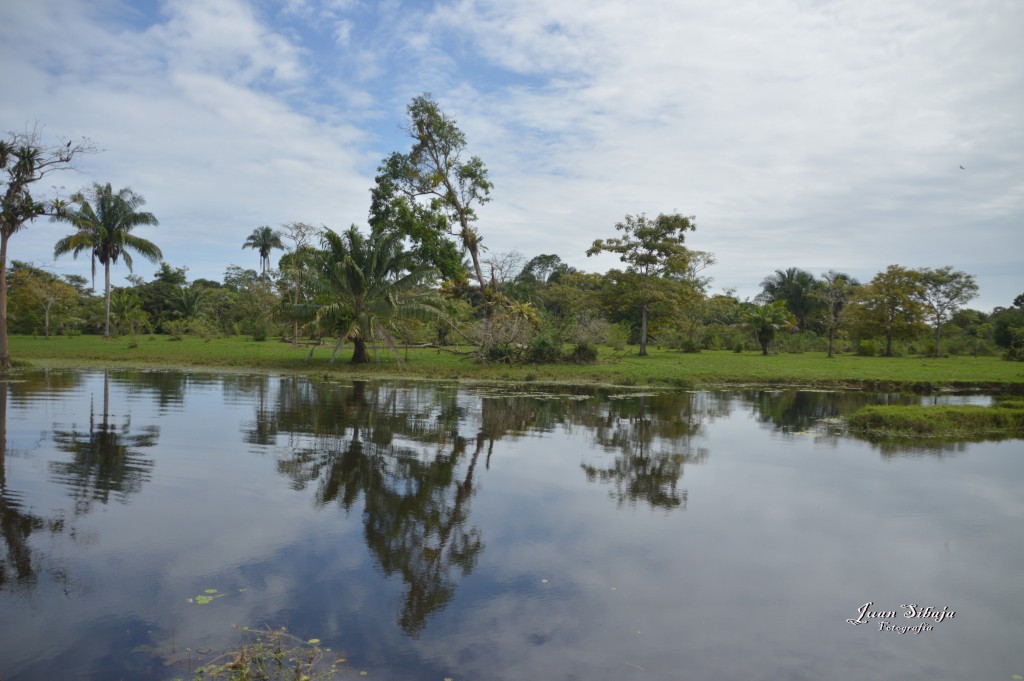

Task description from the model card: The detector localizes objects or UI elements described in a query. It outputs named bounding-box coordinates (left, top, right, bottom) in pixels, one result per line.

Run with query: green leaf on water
left=1012, top=675, right=1022, bottom=680
left=203, top=589, right=218, bottom=594
left=195, top=596, right=214, bottom=604
left=307, top=638, right=320, bottom=645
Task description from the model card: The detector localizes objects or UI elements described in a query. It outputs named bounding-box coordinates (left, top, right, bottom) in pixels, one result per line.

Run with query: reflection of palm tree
left=50, top=372, right=158, bottom=514
left=271, top=380, right=483, bottom=635
left=53, top=183, right=162, bottom=337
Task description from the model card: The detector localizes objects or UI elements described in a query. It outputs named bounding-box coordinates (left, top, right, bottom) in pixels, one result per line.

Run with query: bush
left=606, top=323, right=630, bottom=351
left=526, top=332, right=563, bottom=364
left=1005, top=328, right=1024, bottom=361
left=567, top=343, right=598, bottom=364
left=856, top=339, right=879, bottom=357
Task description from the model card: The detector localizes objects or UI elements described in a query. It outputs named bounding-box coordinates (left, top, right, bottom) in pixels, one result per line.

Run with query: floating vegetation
left=188, top=588, right=226, bottom=605
left=190, top=626, right=342, bottom=680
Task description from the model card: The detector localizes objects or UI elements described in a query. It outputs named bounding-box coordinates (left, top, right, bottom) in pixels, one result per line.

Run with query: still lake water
left=1, top=369, right=1021, bottom=680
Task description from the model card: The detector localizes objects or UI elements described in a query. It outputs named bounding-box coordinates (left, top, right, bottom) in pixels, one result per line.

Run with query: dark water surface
left=1, top=370, right=1021, bottom=680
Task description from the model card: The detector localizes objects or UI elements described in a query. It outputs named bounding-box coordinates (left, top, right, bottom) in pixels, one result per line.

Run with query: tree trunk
left=104, top=261, right=111, bottom=338
left=827, top=327, right=835, bottom=358
left=292, top=278, right=300, bottom=348
left=639, top=303, right=649, bottom=357
left=0, top=232, right=11, bottom=371
left=885, top=330, right=893, bottom=357
left=351, top=338, right=371, bottom=364
left=934, top=324, right=942, bottom=357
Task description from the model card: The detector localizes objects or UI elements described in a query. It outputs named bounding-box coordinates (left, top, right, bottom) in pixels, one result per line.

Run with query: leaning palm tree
left=242, top=225, right=284, bottom=274
left=309, top=226, right=441, bottom=364
left=54, top=183, right=161, bottom=337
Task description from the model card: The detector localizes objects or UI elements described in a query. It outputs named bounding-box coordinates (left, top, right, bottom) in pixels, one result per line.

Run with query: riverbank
left=9, top=335, right=1024, bottom=393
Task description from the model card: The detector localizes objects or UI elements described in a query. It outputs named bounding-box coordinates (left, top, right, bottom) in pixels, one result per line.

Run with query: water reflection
left=578, top=394, right=711, bottom=509
left=1, top=378, right=75, bottom=593
left=269, top=381, right=483, bottom=635
left=0, top=370, right=1021, bottom=681
left=49, top=372, right=159, bottom=515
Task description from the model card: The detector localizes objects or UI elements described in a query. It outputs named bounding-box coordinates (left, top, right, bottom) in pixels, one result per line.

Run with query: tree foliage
left=309, top=226, right=441, bottom=363
left=914, top=266, right=979, bottom=357
left=54, top=182, right=161, bottom=338
left=243, top=225, right=284, bottom=274
left=587, top=212, right=698, bottom=356
left=758, top=267, right=819, bottom=331
left=380, top=94, right=492, bottom=292
left=1, top=127, right=93, bottom=367
left=847, top=265, right=925, bottom=356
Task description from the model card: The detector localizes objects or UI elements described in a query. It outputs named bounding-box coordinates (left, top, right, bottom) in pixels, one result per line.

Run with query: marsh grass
left=846, top=402, right=1024, bottom=438
left=9, top=334, right=1024, bottom=392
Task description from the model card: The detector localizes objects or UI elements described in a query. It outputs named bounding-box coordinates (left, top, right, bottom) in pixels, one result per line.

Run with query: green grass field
left=9, top=334, right=1024, bottom=391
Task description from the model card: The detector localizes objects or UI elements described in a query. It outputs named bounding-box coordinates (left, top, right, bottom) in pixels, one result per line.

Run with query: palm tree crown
left=242, top=225, right=284, bottom=273
left=311, top=226, right=440, bottom=363
left=54, top=182, right=161, bottom=337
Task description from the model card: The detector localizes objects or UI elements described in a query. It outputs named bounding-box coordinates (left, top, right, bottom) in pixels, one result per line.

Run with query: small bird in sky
left=960, top=165, right=965, bottom=169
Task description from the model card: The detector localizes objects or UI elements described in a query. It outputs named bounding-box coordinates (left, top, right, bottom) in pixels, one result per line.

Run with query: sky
left=1, top=0, right=1021, bottom=311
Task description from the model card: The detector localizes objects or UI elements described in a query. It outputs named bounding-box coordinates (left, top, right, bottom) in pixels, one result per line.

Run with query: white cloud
left=1, top=0, right=1020, bottom=308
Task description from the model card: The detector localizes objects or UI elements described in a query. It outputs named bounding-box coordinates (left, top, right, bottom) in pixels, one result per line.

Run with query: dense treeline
left=4, top=104, right=1023, bottom=367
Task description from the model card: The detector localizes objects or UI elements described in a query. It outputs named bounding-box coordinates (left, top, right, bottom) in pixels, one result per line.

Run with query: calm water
left=1, top=370, right=1021, bottom=680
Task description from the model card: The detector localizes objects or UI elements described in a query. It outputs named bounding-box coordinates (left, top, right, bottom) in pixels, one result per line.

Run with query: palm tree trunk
left=104, top=261, right=112, bottom=337
left=351, top=338, right=371, bottom=364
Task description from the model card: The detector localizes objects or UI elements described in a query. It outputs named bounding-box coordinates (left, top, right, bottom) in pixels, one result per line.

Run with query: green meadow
left=11, top=334, right=1024, bottom=392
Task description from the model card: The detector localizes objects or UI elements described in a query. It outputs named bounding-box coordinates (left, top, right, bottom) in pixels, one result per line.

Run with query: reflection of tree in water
left=1, top=376, right=74, bottom=592
left=272, top=380, right=483, bottom=636
left=578, top=393, right=714, bottom=510
left=50, top=372, right=159, bottom=515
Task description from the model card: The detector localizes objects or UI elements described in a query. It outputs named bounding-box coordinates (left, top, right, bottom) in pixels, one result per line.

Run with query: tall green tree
left=847, top=265, right=924, bottom=356
left=587, top=212, right=697, bottom=356
left=1, top=127, right=93, bottom=369
left=913, top=266, right=979, bottom=357
left=815, top=271, right=859, bottom=358
left=54, top=183, right=162, bottom=338
left=758, top=267, right=819, bottom=331
left=379, top=94, right=493, bottom=293
left=311, top=226, right=441, bottom=364
left=242, top=225, right=284, bottom=273
left=280, top=222, right=318, bottom=345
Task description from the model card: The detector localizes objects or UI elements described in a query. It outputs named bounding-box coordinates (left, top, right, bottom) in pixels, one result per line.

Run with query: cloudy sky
left=2, top=0, right=1021, bottom=310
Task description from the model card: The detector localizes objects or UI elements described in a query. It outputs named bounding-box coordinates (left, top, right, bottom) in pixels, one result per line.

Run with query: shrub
left=606, top=323, right=630, bottom=351
left=567, top=343, right=598, bottom=364
left=856, top=339, right=878, bottom=357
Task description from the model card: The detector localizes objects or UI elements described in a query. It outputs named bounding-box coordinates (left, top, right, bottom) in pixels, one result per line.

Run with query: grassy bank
left=9, top=334, right=1024, bottom=392
left=846, top=402, right=1024, bottom=438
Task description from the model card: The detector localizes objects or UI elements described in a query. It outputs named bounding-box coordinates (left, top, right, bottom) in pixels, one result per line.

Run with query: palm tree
left=758, top=267, right=819, bottom=331
left=310, top=226, right=440, bottom=364
left=737, top=302, right=794, bottom=355
left=54, top=183, right=161, bottom=337
left=242, top=225, right=284, bottom=273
